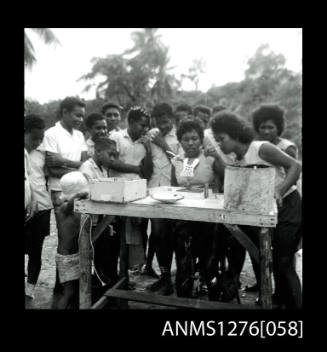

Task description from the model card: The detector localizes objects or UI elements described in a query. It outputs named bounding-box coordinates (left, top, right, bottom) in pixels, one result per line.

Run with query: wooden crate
left=89, top=178, right=147, bottom=203
left=223, top=165, right=276, bottom=215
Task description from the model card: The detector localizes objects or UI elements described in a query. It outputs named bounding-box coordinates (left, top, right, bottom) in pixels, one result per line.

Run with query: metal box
left=89, top=177, right=147, bottom=203
left=223, top=165, right=276, bottom=215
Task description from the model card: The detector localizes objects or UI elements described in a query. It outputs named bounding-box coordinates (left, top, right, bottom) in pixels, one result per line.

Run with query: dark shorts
left=273, top=190, right=302, bottom=257
left=24, top=209, right=52, bottom=254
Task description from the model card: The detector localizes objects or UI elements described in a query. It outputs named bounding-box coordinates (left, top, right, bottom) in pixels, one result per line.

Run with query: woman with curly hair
left=210, top=111, right=302, bottom=309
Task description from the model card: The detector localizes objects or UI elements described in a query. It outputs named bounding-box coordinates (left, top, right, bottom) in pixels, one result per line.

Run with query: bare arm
left=26, top=186, right=38, bottom=220
left=62, top=192, right=89, bottom=215
left=205, top=145, right=227, bottom=180
left=45, top=152, right=84, bottom=169
left=139, top=139, right=153, bottom=180
left=47, top=166, right=75, bottom=178
left=259, top=143, right=301, bottom=201
left=109, top=160, right=140, bottom=174
left=151, top=133, right=175, bottom=161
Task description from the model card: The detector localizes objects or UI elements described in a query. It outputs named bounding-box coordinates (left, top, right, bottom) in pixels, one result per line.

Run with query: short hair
left=212, top=105, right=227, bottom=114
left=193, top=105, right=211, bottom=117
left=94, top=137, right=117, bottom=152
left=152, top=103, right=173, bottom=120
left=102, top=102, right=122, bottom=114
left=24, top=114, right=45, bottom=132
left=177, top=119, right=204, bottom=143
left=210, top=111, right=254, bottom=144
left=59, top=97, right=85, bottom=117
left=84, top=113, right=106, bottom=129
left=127, top=106, right=150, bottom=124
left=175, top=104, right=193, bottom=115
left=252, top=104, right=285, bottom=136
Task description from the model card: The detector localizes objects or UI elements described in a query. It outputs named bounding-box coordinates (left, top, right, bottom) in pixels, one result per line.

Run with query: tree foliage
left=79, top=28, right=180, bottom=108
left=28, top=41, right=301, bottom=155
left=25, top=28, right=60, bottom=69
left=181, top=58, right=206, bottom=91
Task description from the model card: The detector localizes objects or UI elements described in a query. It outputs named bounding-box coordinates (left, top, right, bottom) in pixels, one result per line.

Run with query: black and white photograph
left=24, top=28, right=302, bottom=324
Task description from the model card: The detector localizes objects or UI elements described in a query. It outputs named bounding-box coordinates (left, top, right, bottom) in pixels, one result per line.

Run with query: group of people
left=24, top=97, right=302, bottom=309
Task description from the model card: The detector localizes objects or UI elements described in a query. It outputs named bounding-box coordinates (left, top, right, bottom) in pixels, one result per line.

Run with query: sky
left=24, top=28, right=302, bottom=104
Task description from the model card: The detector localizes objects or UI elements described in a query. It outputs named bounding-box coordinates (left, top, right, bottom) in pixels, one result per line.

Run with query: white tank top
left=237, top=141, right=296, bottom=198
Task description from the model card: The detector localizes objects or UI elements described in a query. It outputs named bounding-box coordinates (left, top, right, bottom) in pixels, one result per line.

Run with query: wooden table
left=74, top=187, right=277, bottom=309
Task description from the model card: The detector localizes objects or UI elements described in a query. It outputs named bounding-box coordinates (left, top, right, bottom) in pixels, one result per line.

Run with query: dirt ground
left=25, top=211, right=302, bottom=309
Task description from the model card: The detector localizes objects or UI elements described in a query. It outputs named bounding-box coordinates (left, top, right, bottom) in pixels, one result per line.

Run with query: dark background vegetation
left=25, top=29, right=302, bottom=156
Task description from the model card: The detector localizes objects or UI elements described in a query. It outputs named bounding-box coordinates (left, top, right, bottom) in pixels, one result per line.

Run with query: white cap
left=60, top=171, right=89, bottom=201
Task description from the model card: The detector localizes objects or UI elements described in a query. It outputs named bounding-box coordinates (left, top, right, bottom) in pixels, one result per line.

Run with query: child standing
left=79, top=137, right=121, bottom=286
left=54, top=171, right=89, bottom=309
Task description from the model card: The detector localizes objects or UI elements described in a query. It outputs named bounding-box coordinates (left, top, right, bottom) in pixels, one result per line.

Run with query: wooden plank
left=119, top=219, right=129, bottom=280
left=79, top=214, right=93, bottom=309
left=75, top=198, right=277, bottom=227
left=259, top=227, right=273, bottom=309
left=91, top=278, right=128, bottom=309
left=223, top=224, right=260, bottom=264
left=104, top=289, right=259, bottom=310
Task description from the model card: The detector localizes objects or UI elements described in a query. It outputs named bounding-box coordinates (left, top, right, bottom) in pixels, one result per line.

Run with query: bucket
left=223, top=164, right=276, bottom=215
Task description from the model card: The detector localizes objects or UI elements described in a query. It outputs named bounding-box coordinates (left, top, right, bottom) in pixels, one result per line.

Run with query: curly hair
left=127, top=106, right=150, bottom=124
left=84, top=113, right=106, bottom=129
left=194, top=105, right=211, bottom=117
left=176, top=119, right=204, bottom=143
left=210, top=111, right=254, bottom=144
left=252, top=104, right=285, bottom=136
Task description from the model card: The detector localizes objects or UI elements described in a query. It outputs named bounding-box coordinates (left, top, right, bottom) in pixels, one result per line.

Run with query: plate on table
left=150, top=192, right=184, bottom=204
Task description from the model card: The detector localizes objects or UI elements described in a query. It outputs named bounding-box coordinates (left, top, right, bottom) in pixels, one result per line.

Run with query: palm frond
left=30, top=28, right=60, bottom=46
left=24, top=34, right=36, bottom=68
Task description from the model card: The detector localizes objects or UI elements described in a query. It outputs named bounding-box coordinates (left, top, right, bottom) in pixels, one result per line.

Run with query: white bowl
left=150, top=192, right=184, bottom=204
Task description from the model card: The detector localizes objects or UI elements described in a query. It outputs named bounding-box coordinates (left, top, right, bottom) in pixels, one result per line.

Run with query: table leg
left=79, top=214, right=92, bottom=309
left=259, top=227, right=273, bottom=309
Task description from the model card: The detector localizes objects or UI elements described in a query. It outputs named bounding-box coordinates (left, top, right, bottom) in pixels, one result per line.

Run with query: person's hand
left=151, top=133, right=166, bottom=149
left=204, top=145, right=218, bottom=159
left=138, top=136, right=152, bottom=151
left=26, top=200, right=38, bottom=220
left=146, top=128, right=160, bottom=141
left=46, top=153, right=65, bottom=167
left=73, top=192, right=89, bottom=200
left=274, top=186, right=283, bottom=208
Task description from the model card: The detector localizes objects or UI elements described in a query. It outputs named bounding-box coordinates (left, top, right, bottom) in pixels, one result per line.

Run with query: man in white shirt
left=24, top=115, right=52, bottom=300
left=43, top=97, right=89, bottom=294
left=43, top=97, right=89, bottom=206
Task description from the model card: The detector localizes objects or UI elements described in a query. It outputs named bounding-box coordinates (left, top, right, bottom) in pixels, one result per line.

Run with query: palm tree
left=25, top=28, right=60, bottom=69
